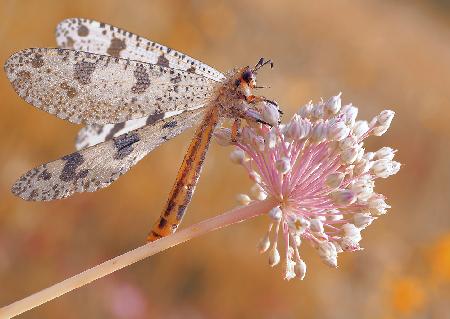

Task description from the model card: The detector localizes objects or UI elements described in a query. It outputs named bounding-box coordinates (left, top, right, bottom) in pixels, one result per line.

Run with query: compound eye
left=242, top=70, right=253, bottom=83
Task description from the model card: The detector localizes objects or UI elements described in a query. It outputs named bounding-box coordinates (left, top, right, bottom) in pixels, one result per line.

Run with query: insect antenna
left=253, top=57, right=274, bottom=73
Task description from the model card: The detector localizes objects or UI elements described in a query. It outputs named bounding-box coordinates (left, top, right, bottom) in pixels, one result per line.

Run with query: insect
left=4, top=18, right=278, bottom=241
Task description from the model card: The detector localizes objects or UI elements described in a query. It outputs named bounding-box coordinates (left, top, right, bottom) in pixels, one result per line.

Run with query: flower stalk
left=0, top=198, right=276, bottom=318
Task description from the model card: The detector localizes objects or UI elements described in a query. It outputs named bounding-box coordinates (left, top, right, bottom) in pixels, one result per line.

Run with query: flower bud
left=265, top=129, right=277, bottom=149
left=371, top=159, right=401, bottom=178
left=269, top=246, right=281, bottom=267
left=275, top=157, right=291, bottom=174
left=325, top=93, right=342, bottom=115
left=375, top=147, right=396, bottom=161
left=294, top=259, right=307, bottom=280
left=325, top=172, right=345, bottom=190
left=340, top=237, right=361, bottom=252
left=317, top=240, right=338, bottom=268
left=298, top=101, right=313, bottom=118
left=341, top=104, right=358, bottom=126
left=236, top=193, right=251, bottom=206
left=249, top=171, right=262, bottom=183
left=353, top=212, right=375, bottom=229
left=331, top=189, right=356, bottom=205
left=339, top=135, right=358, bottom=150
left=353, top=158, right=372, bottom=176
left=342, top=223, right=362, bottom=242
left=368, top=194, right=390, bottom=215
left=352, top=120, right=369, bottom=139
left=328, top=121, right=350, bottom=141
left=268, top=206, right=283, bottom=220
left=372, top=110, right=395, bottom=136
left=350, top=177, right=374, bottom=201
left=311, top=103, right=325, bottom=120
left=311, top=121, right=328, bottom=143
left=310, top=218, right=324, bottom=233
left=251, top=183, right=267, bottom=200
left=214, top=128, right=233, bottom=146
left=261, top=101, right=280, bottom=126
left=229, top=148, right=245, bottom=164
left=341, top=146, right=359, bottom=164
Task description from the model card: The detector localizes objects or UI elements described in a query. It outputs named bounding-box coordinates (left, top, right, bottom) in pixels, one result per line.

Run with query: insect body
left=4, top=18, right=277, bottom=241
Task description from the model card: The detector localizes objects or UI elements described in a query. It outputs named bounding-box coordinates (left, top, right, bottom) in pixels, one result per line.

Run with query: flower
left=214, top=94, right=400, bottom=280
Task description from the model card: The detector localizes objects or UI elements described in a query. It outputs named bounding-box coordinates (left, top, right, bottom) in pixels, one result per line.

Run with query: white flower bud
left=310, top=218, right=324, bottom=233
left=265, top=129, right=277, bottom=149
left=339, top=135, right=358, bottom=150
left=275, top=157, right=291, bottom=174
left=268, top=206, right=283, bottom=220
left=371, top=159, right=401, bottom=178
left=261, top=102, right=280, bottom=126
left=375, top=147, right=396, bottom=161
left=236, top=194, right=251, bottom=206
left=353, top=212, right=375, bottom=229
left=341, top=146, right=359, bottom=164
left=311, top=121, right=328, bottom=143
left=251, top=183, right=267, bottom=200
left=311, top=102, right=325, bottom=120
left=368, top=194, right=390, bottom=215
left=294, top=259, right=307, bottom=280
left=269, top=246, right=281, bottom=267
left=341, top=104, right=358, bottom=126
left=249, top=171, right=262, bottom=183
left=318, top=240, right=338, bottom=268
left=340, top=237, right=361, bottom=252
left=328, top=121, right=350, bottom=141
left=352, top=120, right=369, bottom=139
left=214, top=128, right=233, bottom=146
left=327, top=209, right=344, bottom=221
left=342, top=223, right=362, bottom=242
left=298, top=101, right=313, bottom=118
left=229, top=148, right=245, bottom=164
left=257, top=233, right=271, bottom=253
left=284, top=255, right=297, bottom=280
left=252, top=135, right=265, bottom=152
left=331, top=189, right=356, bottom=205
left=325, top=93, right=342, bottom=114
left=350, top=177, right=374, bottom=201
left=354, top=158, right=372, bottom=176
left=372, top=110, right=395, bottom=136
left=325, top=172, right=345, bottom=190
left=363, top=151, right=375, bottom=161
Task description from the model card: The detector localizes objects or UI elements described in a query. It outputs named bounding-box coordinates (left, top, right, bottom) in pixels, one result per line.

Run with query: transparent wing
left=12, top=108, right=207, bottom=201
left=4, top=48, right=215, bottom=125
left=56, top=18, right=225, bottom=81
left=74, top=108, right=203, bottom=150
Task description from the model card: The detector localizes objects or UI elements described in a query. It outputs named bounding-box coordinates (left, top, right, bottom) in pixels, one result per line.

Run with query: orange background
left=0, top=1, right=449, bottom=318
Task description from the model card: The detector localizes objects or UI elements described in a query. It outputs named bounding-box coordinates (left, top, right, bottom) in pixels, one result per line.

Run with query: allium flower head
left=214, top=93, right=400, bottom=280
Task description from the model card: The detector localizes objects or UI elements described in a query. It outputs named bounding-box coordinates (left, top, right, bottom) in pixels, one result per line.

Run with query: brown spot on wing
left=66, top=37, right=75, bottom=48
left=74, top=61, right=96, bottom=85
left=77, top=25, right=89, bottom=37
left=31, top=54, right=44, bottom=68
left=105, top=122, right=125, bottom=140
left=131, top=64, right=150, bottom=94
left=113, top=132, right=140, bottom=160
left=60, top=152, right=85, bottom=182
left=107, top=37, right=127, bottom=57
left=157, top=54, right=169, bottom=68
left=60, top=82, right=77, bottom=98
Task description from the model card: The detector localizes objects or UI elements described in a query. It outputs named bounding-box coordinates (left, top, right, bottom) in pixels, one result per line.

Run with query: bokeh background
left=0, top=0, right=449, bottom=318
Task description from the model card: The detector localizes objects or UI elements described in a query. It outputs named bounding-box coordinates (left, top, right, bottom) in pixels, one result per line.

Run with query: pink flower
left=215, top=94, right=400, bottom=280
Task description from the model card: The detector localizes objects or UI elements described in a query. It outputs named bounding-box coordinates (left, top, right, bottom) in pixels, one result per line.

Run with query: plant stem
left=0, top=198, right=275, bottom=318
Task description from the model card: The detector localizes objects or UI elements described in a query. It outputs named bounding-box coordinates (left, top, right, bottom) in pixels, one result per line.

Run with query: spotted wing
left=56, top=18, right=225, bottom=81
left=4, top=48, right=215, bottom=125
left=12, top=108, right=207, bottom=201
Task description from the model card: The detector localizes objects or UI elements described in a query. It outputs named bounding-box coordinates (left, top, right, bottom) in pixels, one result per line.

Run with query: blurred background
left=0, top=0, right=449, bottom=318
